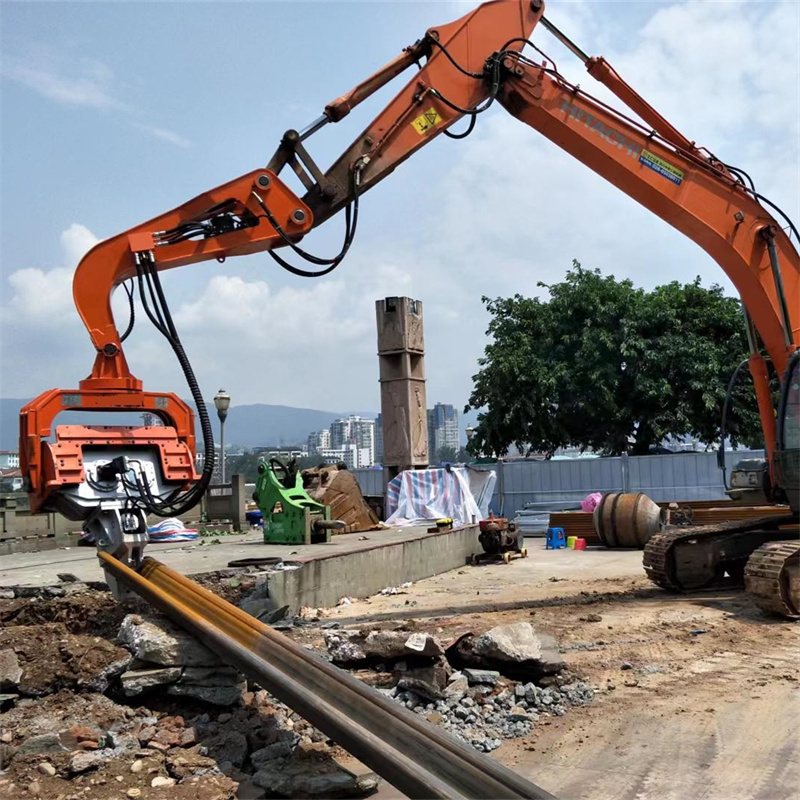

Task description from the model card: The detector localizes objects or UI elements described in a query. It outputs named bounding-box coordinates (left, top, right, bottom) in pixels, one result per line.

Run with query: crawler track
left=99, top=553, right=553, bottom=800
left=643, top=514, right=797, bottom=593
left=745, top=540, right=800, bottom=619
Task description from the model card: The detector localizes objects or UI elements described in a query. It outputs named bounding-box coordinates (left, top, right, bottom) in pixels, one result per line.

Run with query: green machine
left=253, top=459, right=341, bottom=544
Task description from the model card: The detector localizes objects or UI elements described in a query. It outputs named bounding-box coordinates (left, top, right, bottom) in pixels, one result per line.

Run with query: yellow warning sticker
left=411, top=107, right=442, bottom=135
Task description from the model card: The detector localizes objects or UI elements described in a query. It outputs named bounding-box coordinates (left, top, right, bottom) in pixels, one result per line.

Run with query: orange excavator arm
left=21, top=0, right=798, bottom=555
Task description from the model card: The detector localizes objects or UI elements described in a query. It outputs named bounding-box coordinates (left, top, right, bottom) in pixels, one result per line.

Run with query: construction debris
left=324, top=629, right=444, bottom=664
left=119, top=614, right=223, bottom=667
left=0, top=647, right=379, bottom=800
left=448, top=622, right=566, bottom=679
left=389, top=670, right=594, bottom=753
left=118, top=615, right=246, bottom=706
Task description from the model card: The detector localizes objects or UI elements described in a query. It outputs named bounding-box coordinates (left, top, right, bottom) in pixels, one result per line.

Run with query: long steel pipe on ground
left=99, top=553, right=555, bottom=800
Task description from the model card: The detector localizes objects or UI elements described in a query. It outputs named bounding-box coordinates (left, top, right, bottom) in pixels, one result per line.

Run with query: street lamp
left=213, top=389, right=231, bottom=483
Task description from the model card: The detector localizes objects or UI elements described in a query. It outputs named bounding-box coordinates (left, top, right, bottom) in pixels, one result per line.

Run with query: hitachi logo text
left=560, top=100, right=642, bottom=158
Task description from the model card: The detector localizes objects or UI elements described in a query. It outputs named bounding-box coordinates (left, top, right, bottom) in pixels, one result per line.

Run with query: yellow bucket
left=567, top=536, right=577, bottom=549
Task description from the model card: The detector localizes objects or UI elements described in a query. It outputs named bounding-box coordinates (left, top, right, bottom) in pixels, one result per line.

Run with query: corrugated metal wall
left=349, top=467, right=384, bottom=497
left=351, top=450, right=765, bottom=516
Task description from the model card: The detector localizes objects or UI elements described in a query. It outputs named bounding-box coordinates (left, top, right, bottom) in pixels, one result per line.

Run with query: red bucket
left=574, top=538, right=587, bottom=551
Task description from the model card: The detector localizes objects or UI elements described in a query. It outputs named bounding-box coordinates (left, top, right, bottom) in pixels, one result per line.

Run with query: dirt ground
left=1, top=546, right=798, bottom=800
left=327, top=553, right=800, bottom=800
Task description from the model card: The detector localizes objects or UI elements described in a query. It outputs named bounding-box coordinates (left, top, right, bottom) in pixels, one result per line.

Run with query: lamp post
left=465, top=426, right=477, bottom=460
left=213, top=389, right=231, bottom=483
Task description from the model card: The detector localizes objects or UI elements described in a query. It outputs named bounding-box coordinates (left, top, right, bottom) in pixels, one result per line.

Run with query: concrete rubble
left=118, top=614, right=246, bottom=705
left=324, top=628, right=444, bottom=664
left=0, top=571, right=597, bottom=798
left=389, top=675, right=594, bottom=752
left=449, top=622, right=566, bottom=678
left=1, top=671, right=379, bottom=800
left=323, top=621, right=593, bottom=754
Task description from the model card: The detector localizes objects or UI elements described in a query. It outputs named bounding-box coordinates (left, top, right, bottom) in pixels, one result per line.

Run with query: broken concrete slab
left=0, top=649, right=22, bottom=691
left=120, top=667, right=182, bottom=696
left=16, top=733, right=68, bottom=756
left=119, top=615, right=223, bottom=667
left=180, top=666, right=243, bottom=687
left=252, top=756, right=378, bottom=798
left=450, top=623, right=565, bottom=679
left=250, top=742, right=294, bottom=766
left=82, top=653, right=133, bottom=694
left=472, top=622, right=543, bottom=663
left=324, top=629, right=443, bottom=664
left=443, top=676, right=468, bottom=702
left=396, top=677, right=443, bottom=702
left=393, top=658, right=451, bottom=691
left=463, top=669, right=500, bottom=686
left=167, top=683, right=245, bottom=706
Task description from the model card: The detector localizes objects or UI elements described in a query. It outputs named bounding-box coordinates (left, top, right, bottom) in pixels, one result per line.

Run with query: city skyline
left=307, top=403, right=463, bottom=468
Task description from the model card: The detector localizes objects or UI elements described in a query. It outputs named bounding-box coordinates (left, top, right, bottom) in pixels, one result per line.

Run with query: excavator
left=19, top=0, right=799, bottom=613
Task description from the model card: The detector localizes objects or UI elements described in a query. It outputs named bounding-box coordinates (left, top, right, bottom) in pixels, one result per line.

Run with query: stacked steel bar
left=99, top=553, right=553, bottom=800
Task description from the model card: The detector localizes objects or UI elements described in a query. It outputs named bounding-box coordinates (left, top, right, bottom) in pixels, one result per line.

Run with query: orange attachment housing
left=20, top=388, right=198, bottom=514
left=41, top=424, right=196, bottom=499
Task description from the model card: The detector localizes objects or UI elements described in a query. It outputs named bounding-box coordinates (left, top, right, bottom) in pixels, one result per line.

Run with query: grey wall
left=349, top=468, right=384, bottom=497
left=352, top=451, right=765, bottom=518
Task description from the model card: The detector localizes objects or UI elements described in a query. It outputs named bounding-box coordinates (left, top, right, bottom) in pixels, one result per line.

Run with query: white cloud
left=135, top=124, right=192, bottom=149
left=3, top=224, right=99, bottom=326
left=60, top=224, right=100, bottom=268
left=2, top=55, right=125, bottom=110
left=1, top=51, right=191, bottom=148
left=157, top=263, right=416, bottom=406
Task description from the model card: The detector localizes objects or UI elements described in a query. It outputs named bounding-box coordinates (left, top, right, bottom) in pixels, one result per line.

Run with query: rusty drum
left=593, top=492, right=667, bottom=549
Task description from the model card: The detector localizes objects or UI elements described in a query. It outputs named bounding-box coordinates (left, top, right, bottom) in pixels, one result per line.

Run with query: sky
left=1, top=0, right=798, bottom=419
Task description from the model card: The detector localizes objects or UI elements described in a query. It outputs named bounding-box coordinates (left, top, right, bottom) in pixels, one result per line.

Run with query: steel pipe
left=100, top=553, right=554, bottom=800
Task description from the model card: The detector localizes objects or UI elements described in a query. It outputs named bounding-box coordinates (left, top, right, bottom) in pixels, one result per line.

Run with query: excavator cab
left=776, top=352, right=800, bottom=513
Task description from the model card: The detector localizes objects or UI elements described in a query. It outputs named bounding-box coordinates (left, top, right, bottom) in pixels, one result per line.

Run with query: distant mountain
left=201, top=403, right=379, bottom=450
left=1, top=398, right=376, bottom=451
left=2, top=399, right=478, bottom=451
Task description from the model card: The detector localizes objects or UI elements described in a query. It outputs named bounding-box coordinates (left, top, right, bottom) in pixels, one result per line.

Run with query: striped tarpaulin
left=385, top=467, right=495, bottom=526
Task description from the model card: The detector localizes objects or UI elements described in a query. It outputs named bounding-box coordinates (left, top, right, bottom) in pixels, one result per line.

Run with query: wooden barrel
left=593, top=492, right=666, bottom=548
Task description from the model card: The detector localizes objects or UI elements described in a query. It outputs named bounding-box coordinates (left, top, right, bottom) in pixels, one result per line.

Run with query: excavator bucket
left=302, top=466, right=382, bottom=533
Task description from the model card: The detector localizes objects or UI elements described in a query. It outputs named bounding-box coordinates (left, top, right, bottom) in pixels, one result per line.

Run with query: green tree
left=226, top=452, right=324, bottom=483
left=465, top=261, right=767, bottom=457
left=224, top=451, right=262, bottom=483
left=434, top=445, right=458, bottom=463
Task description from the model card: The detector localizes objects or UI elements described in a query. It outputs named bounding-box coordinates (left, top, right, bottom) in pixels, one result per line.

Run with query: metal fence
left=350, top=467, right=385, bottom=497
left=351, top=450, right=764, bottom=520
